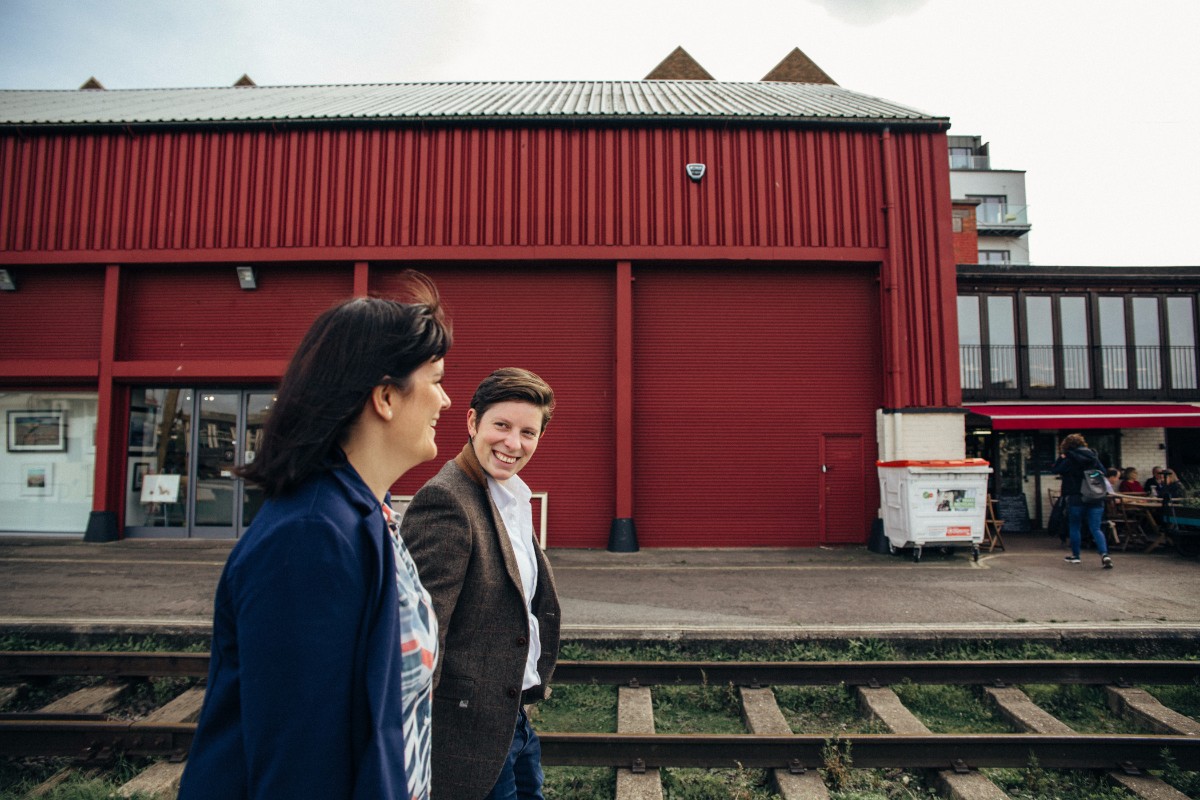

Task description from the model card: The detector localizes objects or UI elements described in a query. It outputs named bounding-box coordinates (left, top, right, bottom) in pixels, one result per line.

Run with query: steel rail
left=3, top=653, right=1199, bottom=687
left=0, top=651, right=209, bottom=679
left=0, top=720, right=194, bottom=759
left=538, top=732, right=1200, bottom=771
left=2, top=721, right=1197, bottom=772
left=552, top=659, right=1200, bottom=687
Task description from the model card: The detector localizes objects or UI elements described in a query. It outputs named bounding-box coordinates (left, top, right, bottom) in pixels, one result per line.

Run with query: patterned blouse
left=382, top=502, right=438, bottom=800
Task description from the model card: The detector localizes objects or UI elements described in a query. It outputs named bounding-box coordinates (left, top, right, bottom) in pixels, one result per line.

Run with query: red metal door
left=820, top=433, right=867, bottom=544
left=632, top=264, right=881, bottom=547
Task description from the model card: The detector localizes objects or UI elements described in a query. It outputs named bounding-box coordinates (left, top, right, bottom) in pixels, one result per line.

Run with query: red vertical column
left=354, top=261, right=369, bottom=297
left=609, top=260, right=638, bottom=550
left=85, top=263, right=121, bottom=541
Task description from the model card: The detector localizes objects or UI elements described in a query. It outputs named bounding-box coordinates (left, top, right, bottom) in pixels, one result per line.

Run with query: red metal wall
left=631, top=263, right=883, bottom=546
left=378, top=264, right=616, bottom=549
left=0, top=266, right=104, bottom=360
left=1, top=127, right=884, bottom=252
left=117, top=264, right=353, bottom=362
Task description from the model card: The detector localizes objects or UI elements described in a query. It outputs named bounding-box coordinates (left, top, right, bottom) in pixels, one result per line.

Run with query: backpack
left=1079, top=469, right=1109, bottom=502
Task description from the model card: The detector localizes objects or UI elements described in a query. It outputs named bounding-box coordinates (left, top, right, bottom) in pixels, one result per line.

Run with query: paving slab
left=0, top=534, right=1197, bottom=642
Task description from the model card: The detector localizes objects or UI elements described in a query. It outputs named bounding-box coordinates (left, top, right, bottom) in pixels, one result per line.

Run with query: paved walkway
left=0, top=534, right=1197, bottom=643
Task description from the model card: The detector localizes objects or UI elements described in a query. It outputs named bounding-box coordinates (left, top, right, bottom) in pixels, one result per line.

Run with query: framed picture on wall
left=20, top=463, right=53, bottom=496
left=7, top=410, right=67, bottom=452
left=132, top=462, right=151, bottom=492
left=128, top=410, right=158, bottom=455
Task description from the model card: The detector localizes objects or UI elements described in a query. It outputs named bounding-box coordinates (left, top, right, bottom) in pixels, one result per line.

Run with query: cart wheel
left=913, top=548, right=922, bottom=563
left=888, top=540, right=898, bottom=556
left=939, top=546, right=952, bottom=555
left=972, top=547, right=980, bottom=562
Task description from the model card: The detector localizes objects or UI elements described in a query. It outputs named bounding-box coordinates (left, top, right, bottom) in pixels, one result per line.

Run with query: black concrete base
left=607, top=517, right=639, bottom=552
left=83, top=511, right=119, bottom=543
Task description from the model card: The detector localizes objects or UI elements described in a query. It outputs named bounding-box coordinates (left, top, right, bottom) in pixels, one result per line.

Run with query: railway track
left=2, top=652, right=1199, bottom=798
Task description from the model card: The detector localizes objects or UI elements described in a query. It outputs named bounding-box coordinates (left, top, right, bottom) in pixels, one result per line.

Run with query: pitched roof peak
left=644, top=46, right=715, bottom=80
left=761, top=47, right=837, bottom=85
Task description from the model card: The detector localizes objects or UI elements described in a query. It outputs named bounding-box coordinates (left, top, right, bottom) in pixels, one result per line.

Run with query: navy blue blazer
left=179, top=462, right=408, bottom=800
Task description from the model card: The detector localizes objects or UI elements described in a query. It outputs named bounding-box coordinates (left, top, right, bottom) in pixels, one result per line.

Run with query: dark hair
left=470, top=368, right=555, bottom=433
left=243, top=272, right=451, bottom=497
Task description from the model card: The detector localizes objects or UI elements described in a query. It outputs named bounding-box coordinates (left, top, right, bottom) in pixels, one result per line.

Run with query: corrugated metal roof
left=0, top=81, right=944, bottom=127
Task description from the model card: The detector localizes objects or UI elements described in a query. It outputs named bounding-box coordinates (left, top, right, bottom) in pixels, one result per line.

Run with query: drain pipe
left=880, top=127, right=905, bottom=417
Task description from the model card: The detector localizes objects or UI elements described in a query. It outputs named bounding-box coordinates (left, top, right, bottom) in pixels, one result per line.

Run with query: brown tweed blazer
left=400, top=441, right=561, bottom=800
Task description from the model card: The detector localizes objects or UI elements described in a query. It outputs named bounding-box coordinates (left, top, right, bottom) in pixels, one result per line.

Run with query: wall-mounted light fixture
left=0, top=269, right=15, bottom=291
left=685, top=163, right=706, bottom=183
left=236, top=266, right=257, bottom=290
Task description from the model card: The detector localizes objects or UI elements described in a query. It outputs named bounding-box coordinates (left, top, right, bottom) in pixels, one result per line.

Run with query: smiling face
left=391, top=358, right=451, bottom=469
left=467, top=400, right=543, bottom=483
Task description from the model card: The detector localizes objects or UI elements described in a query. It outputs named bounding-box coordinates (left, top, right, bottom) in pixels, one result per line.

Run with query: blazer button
left=507, top=687, right=519, bottom=698
left=517, top=636, right=528, bottom=646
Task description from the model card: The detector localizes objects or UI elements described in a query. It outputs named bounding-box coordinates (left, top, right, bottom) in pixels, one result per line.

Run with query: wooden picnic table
left=1111, top=493, right=1171, bottom=553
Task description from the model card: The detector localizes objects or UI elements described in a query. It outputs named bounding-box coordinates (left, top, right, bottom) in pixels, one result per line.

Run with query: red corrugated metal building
left=0, top=73, right=964, bottom=547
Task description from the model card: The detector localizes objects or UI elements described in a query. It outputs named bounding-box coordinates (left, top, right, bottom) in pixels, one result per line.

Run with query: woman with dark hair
left=1051, top=432, right=1113, bottom=569
left=180, top=273, right=452, bottom=800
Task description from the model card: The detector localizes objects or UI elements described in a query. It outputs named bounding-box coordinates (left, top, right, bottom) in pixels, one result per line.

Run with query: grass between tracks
left=2, top=636, right=1199, bottom=798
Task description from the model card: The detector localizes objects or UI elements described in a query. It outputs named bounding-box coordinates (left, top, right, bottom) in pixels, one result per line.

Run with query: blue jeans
left=1068, top=502, right=1108, bottom=558
left=484, top=708, right=544, bottom=800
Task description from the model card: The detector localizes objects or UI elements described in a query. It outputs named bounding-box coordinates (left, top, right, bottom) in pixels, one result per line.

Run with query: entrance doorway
left=124, top=388, right=275, bottom=539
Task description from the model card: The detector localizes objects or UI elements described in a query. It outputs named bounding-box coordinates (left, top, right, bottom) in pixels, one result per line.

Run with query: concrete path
left=0, top=534, right=1196, bottom=642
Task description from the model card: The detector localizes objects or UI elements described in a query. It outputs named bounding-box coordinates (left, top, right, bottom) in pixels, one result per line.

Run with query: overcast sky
left=2, top=0, right=1197, bottom=267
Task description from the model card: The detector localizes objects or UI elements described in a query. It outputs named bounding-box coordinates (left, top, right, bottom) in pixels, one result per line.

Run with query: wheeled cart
left=876, top=459, right=992, bottom=562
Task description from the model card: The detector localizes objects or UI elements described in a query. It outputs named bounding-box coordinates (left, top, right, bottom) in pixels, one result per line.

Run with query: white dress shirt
left=486, top=473, right=542, bottom=691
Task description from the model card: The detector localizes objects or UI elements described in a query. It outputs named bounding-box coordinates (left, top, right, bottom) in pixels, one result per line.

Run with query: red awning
left=968, top=403, right=1200, bottom=430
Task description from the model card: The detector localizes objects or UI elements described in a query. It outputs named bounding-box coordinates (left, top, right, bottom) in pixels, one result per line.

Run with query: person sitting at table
left=1118, top=467, right=1143, bottom=494
left=1144, top=466, right=1165, bottom=497
left=1159, top=469, right=1184, bottom=507
left=1106, top=468, right=1120, bottom=493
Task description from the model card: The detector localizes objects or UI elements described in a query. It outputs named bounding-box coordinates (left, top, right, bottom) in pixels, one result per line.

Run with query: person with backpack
left=1051, top=433, right=1114, bottom=568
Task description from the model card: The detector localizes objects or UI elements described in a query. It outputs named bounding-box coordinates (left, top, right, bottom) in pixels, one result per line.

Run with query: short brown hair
left=1060, top=433, right=1088, bottom=452
left=470, top=368, right=555, bottom=432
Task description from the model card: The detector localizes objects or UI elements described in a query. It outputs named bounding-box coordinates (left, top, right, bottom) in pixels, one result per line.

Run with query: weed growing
left=661, top=766, right=777, bottom=800
left=542, top=766, right=615, bottom=800
left=1143, top=681, right=1200, bottom=722
left=653, top=684, right=744, bottom=734
left=1021, top=684, right=1142, bottom=733
left=890, top=682, right=1011, bottom=733
left=530, top=684, right=617, bottom=733
left=774, top=685, right=882, bottom=734
left=1156, top=748, right=1200, bottom=797
left=986, top=754, right=1134, bottom=799
left=820, top=737, right=938, bottom=799
left=0, top=756, right=153, bottom=800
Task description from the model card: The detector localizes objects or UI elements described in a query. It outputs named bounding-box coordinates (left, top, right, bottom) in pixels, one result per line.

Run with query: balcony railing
left=960, top=344, right=1200, bottom=400
left=950, top=154, right=991, bottom=170
left=974, top=203, right=1030, bottom=227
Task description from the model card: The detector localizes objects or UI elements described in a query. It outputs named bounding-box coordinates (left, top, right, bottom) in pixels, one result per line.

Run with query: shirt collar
left=486, top=472, right=531, bottom=510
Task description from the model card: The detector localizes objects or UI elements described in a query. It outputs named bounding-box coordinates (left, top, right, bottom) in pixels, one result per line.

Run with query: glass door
left=125, top=387, right=274, bottom=539
left=190, top=392, right=240, bottom=538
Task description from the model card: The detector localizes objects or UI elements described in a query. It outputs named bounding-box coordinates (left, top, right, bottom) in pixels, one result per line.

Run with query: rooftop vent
left=79, top=77, right=105, bottom=90
left=760, top=48, right=837, bottom=85
left=644, top=47, right=715, bottom=80
left=234, top=74, right=256, bottom=87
